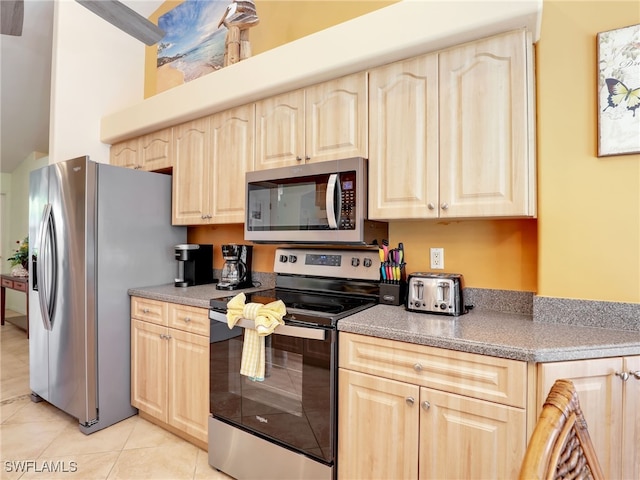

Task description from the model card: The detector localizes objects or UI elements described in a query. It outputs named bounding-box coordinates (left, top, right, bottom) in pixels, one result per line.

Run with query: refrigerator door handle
left=37, top=203, right=57, bottom=330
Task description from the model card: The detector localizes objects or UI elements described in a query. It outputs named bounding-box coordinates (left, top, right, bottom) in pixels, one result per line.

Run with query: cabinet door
left=172, top=117, right=211, bottom=225
left=131, top=319, right=169, bottom=422
left=167, top=328, right=210, bottom=443
left=338, top=369, right=419, bottom=480
left=368, top=53, right=439, bottom=220
left=210, top=104, right=254, bottom=223
left=140, top=127, right=172, bottom=171
left=110, top=138, right=139, bottom=169
left=305, top=72, right=368, bottom=164
left=419, top=387, right=525, bottom=479
left=255, top=89, right=305, bottom=170
left=538, top=358, right=623, bottom=479
left=623, top=356, right=640, bottom=480
left=439, top=29, right=535, bottom=218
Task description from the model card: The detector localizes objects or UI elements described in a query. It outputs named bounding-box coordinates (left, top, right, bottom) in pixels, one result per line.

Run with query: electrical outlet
left=430, top=248, right=444, bottom=270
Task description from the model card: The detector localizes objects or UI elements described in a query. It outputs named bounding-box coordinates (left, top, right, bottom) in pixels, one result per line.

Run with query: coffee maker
left=216, top=244, right=253, bottom=290
left=174, top=244, right=215, bottom=287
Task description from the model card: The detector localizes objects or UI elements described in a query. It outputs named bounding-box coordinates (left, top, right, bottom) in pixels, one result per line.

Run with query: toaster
left=406, top=273, right=467, bottom=316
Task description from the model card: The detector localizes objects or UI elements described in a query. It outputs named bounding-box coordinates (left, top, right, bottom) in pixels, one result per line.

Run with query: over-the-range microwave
left=245, top=157, right=388, bottom=244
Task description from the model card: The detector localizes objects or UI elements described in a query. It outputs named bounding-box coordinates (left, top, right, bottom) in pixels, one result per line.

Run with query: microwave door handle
left=325, top=174, right=341, bottom=230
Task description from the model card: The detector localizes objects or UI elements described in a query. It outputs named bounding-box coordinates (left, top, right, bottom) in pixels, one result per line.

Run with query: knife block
left=379, top=282, right=407, bottom=306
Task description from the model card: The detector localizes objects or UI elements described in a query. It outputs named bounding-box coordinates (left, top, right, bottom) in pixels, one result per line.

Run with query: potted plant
left=7, top=237, right=28, bottom=276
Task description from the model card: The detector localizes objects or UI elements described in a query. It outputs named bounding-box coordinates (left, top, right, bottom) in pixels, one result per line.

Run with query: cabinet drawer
left=131, top=297, right=168, bottom=326
left=339, top=332, right=526, bottom=408
left=13, top=281, right=27, bottom=292
left=2, top=278, right=13, bottom=288
left=169, top=304, right=209, bottom=336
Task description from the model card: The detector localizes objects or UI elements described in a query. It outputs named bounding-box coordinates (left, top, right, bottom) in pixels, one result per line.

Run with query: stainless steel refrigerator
left=28, top=156, right=186, bottom=434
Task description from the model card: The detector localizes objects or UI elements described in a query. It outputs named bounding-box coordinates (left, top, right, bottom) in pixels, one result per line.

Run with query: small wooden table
left=1, top=274, right=29, bottom=337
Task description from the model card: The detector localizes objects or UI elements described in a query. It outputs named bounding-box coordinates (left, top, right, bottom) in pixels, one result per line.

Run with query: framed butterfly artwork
left=597, top=23, right=640, bottom=156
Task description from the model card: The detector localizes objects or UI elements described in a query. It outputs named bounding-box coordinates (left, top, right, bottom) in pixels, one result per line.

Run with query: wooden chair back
left=519, top=378, right=604, bottom=480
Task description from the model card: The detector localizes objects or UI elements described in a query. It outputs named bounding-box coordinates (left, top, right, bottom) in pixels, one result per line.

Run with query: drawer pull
left=422, top=401, right=431, bottom=410
left=142, top=308, right=150, bottom=314
left=413, top=363, right=423, bottom=372
left=183, top=317, right=191, bottom=323
left=405, top=397, right=415, bottom=406
left=159, top=334, right=172, bottom=340
left=615, top=371, right=630, bottom=381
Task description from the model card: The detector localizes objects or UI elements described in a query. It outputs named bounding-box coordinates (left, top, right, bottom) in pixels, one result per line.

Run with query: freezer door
left=29, top=165, right=50, bottom=399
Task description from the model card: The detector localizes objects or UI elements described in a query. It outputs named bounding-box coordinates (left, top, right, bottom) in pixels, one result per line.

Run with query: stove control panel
left=274, top=248, right=379, bottom=280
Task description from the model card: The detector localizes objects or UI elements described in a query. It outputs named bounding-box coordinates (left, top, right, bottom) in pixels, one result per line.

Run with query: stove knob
left=289, top=255, right=297, bottom=263
left=439, top=303, right=448, bottom=310
left=351, top=257, right=360, bottom=267
left=279, top=255, right=288, bottom=263
left=363, top=257, right=372, bottom=267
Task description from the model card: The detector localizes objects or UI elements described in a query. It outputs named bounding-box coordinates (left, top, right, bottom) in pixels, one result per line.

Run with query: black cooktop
left=209, top=288, right=376, bottom=327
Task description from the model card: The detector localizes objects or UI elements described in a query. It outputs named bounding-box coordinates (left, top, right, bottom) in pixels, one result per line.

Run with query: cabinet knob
left=427, top=203, right=435, bottom=210
left=441, top=202, right=449, bottom=210
left=405, top=397, right=415, bottom=406
left=413, top=363, right=423, bottom=372
left=615, top=371, right=630, bottom=381
left=630, top=370, right=640, bottom=380
left=296, top=156, right=303, bottom=161
left=142, top=308, right=150, bottom=313
left=422, top=401, right=431, bottom=410
left=183, top=317, right=191, bottom=323
left=305, top=155, right=310, bottom=161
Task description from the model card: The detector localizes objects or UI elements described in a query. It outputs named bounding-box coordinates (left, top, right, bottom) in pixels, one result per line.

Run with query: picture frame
left=156, top=0, right=229, bottom=92
left=597, top=23, right=640, bottom=157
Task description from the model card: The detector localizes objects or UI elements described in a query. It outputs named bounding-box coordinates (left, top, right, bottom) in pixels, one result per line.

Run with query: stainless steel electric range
left=208, top=247, right=380, bottom=480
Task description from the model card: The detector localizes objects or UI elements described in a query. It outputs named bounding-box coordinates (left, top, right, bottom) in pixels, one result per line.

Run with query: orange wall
left=536, top=1, right=639, bottom=303
left=145, top=0, right=394, bottom=98
left=151, top=1, right=640, bottom=302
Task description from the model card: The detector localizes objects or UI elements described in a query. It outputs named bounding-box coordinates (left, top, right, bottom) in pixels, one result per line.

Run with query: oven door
left=209, top=311, right=337, bottom=466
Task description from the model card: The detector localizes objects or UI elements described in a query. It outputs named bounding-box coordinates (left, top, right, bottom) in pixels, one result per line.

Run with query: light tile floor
left=0, top=312, right=233, bottom=480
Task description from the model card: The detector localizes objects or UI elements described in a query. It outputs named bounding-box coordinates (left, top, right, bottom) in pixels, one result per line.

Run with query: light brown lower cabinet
left=131, top=297, right=209, bottom=449
left=537, top=355, right=640, bottom=480
left=338, top=332, right=527, bottom=479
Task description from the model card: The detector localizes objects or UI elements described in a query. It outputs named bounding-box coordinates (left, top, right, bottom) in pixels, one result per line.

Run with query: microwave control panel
left=340, top=172, right=356, bottom=230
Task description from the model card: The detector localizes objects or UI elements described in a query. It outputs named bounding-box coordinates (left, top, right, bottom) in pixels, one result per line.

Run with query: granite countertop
left=129, top=282, right=640, bottom=364
left=127, top=272, right=275, bottom=309
left=338, top=304, right=640, bottom=363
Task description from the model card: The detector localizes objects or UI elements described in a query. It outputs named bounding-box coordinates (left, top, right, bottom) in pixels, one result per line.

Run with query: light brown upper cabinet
left=110, top=127, right=172, bottom=172
left=172, top=105, right=254, bottom=225
left=172, top=117, right=211, bottom=225
left=254, top=72, right=368, bottom=170
left=209, top=104, right=254, bottom=224
left=369, top=29, right=536, bottom=220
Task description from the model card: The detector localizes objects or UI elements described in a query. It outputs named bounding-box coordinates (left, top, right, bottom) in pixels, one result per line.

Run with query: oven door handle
left=209, top=311, right=326, bottom=341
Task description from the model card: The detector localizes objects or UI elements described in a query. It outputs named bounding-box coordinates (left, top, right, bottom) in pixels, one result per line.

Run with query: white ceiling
left=0, top=0, right=163, bottom=174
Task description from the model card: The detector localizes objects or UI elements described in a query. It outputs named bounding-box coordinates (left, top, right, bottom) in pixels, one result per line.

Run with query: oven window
left=210, top=324, right=336, bottom=464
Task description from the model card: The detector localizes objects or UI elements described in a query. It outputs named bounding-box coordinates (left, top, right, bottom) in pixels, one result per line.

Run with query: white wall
left=1, top=153, right=48, bottom=313
left=49, top=0, right=149, bottom=164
